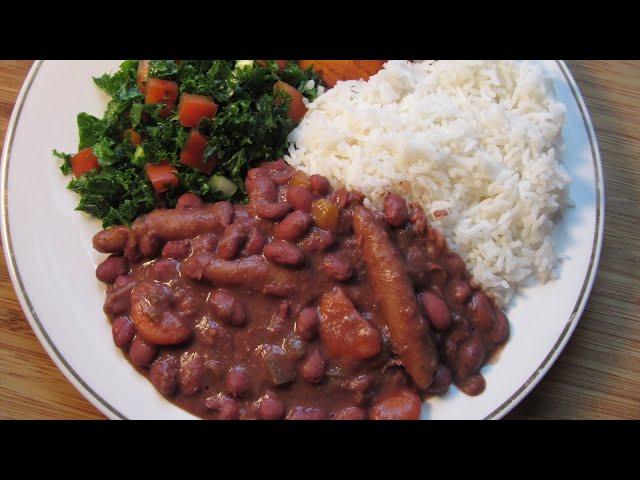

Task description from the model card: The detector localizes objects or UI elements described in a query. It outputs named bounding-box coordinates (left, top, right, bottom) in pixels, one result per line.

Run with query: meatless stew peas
left=93, top=160, right=509, bottom=420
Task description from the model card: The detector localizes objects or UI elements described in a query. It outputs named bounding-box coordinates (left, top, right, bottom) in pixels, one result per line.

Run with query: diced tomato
left=71, top=148, right=100, bottom=178
left=145, top=78, right=179, bottom=117
left=145, top=162, right=179, bottom=193
left=137, top=60, right=150, bottom=95
left=125, top=129, right=142, bottom=146
left=180, top=130, right=216, bottom=174
left=178, top=93, right=218, bottom=128
left=273, top=80, right=306, bottom=123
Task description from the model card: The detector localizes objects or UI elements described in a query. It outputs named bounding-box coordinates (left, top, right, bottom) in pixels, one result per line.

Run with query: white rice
left=286, top=60, right=570, bottom=305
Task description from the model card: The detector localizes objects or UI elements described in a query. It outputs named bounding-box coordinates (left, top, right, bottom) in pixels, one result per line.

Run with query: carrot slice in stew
left=273, top=80, right=306, bottom=123
left=180, top=130, right=216, bottom=174
left=145, top=162, right=179, bottom=193
left=145, top=78, right=179, bottom=117
left=178, top=93, right=219, bottom=128
left=71, top=147, right=100, bottom=178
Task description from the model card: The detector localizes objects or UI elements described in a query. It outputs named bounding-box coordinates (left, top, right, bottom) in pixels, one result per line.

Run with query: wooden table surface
left=0, top=60, right=638, bottom=420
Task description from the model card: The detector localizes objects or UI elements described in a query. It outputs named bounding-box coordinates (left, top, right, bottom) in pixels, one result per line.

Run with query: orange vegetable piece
left=369, top=389, right=422, bottom=420
left=145, top=78, right=179, bottom=117
left=125, top=129, right=142, bottom=146
left=273, top=80, right=307, bottom=123
left=178, top=93, right=218, bottom=128
left=145, top=162, right=178, bottom=193
left=180, top=130, right=216, bottom=174
left=298, top=60, right=386, bottom=88
left=71, top=147, right=100, bottom=178
left=311, top=198, right=339, bottom=232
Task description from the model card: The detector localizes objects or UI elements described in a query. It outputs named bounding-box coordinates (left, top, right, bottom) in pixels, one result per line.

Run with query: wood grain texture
left=0, top=60, right=638, bottom=420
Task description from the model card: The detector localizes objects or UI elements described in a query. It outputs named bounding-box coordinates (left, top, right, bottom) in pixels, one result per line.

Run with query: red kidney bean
left=96, top=255, right=129, bottom=284
left=243, top=226, right=266, bottom=256
left=205, top=359, right=225, bottom=379
left=383, top=193, right=409, bottom=227
left=331, top=406, right=367, bottom=420
left=257, top=394, right=286, bottom=420
left=246, top=169, right=277, bottom=204
left=273, top=211, right=312, bottom=241
left=348, top=190, right=365, bottom=206
left=446, top=279, right=472, bottom=304
left=296, top=307, right=319, bottom=340
left=103, top=278, right=135, bottom=317
left=286, top=185, right=314, bottom=213
left=427, top=262, right=448, bottom=289
left=179, top=352, right=205, bottom=396
left=113, top=274, right=132, bottom=288
left=409, top=202, right=429, bottom=234
left=329, top=188, right=349, bottom=209
left=112, top=316, right=136, bottom=348
left=205, top=394, right=240, bottom=420
left=309, top=174, right=330, bottom=194
left=263, top=240, right=305, bottom=267
left=209, top=289, right=246, bottom=327
left=129, top=336, right=157, bottom=366
left=196, top=323, right=231, bottom=365
left=254, top=202, right=293, bottom=221
left=264, top=159, right=295, bottom=186
left=319, top=253, right=353, bottom=281
left=489, top=310, right=509, bottom=344
left=226, top=366, right=250, bottom=397
left=455, top=333, right=486, bottom=379
left=299, top=228, right=334, bottom=253
left=469, top=292, right=495, bottom=332
left=150, top=355, right=179, bottom=396
left=162, top=239, right=192, bottom=260
left=444, top=253, right=466, bottom=279
left=369, top=389, right=422, bottom=420
left=176, top=192, right=203, bottom=209
left=152, top=259, right=178, bottom=281
left=459, top=373, right=486, bottom=396
left=216, top=222, right=248, bottom=260
left=175, top=290, right=199, bottom=319
left=139, top=233, right=161, bottom=258
left=426, top=364, right=452, bottom=396
left=442, top=327, right=470, bottom=365
left=341, top=374, right=374, bottom=397
left=92, top=225, right=130, bottom=254
left=419, top=291, right=452, bottom=331
left=192, top=233, right=218, bottom=254
left=286, top=406, right=327, bottom=420
left=300, top=348, right=326, bottom=384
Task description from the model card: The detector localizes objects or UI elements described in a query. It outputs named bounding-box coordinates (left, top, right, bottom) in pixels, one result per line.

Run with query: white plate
left=1, top=60, right=604, bottom=419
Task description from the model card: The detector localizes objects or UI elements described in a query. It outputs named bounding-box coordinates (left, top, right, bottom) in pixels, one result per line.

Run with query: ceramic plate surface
left=1, top=60, right=604, bottom=419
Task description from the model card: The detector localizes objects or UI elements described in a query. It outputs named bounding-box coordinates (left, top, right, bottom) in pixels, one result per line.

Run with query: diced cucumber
left=132, top=145, right=145, bottom=167
left=208, top=175, right=238, bottom=198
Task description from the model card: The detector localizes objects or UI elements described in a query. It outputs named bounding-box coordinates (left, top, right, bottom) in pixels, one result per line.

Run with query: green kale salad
left=55, top=60, right=322, bottom=228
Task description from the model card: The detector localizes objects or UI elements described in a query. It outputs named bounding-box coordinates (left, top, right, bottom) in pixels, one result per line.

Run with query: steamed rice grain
left=285, top=60, right=570, bottom=305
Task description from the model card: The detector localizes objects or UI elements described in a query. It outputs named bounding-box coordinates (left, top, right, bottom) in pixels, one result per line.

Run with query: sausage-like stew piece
left=352, top=206, right=438, bottom=390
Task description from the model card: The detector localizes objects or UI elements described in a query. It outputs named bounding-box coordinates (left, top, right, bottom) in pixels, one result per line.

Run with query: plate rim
left=0, top=60, right=605, bottom=420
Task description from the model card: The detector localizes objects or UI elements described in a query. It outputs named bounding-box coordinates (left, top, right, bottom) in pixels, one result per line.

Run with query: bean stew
left=93, top=160, right=509, bottom=420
